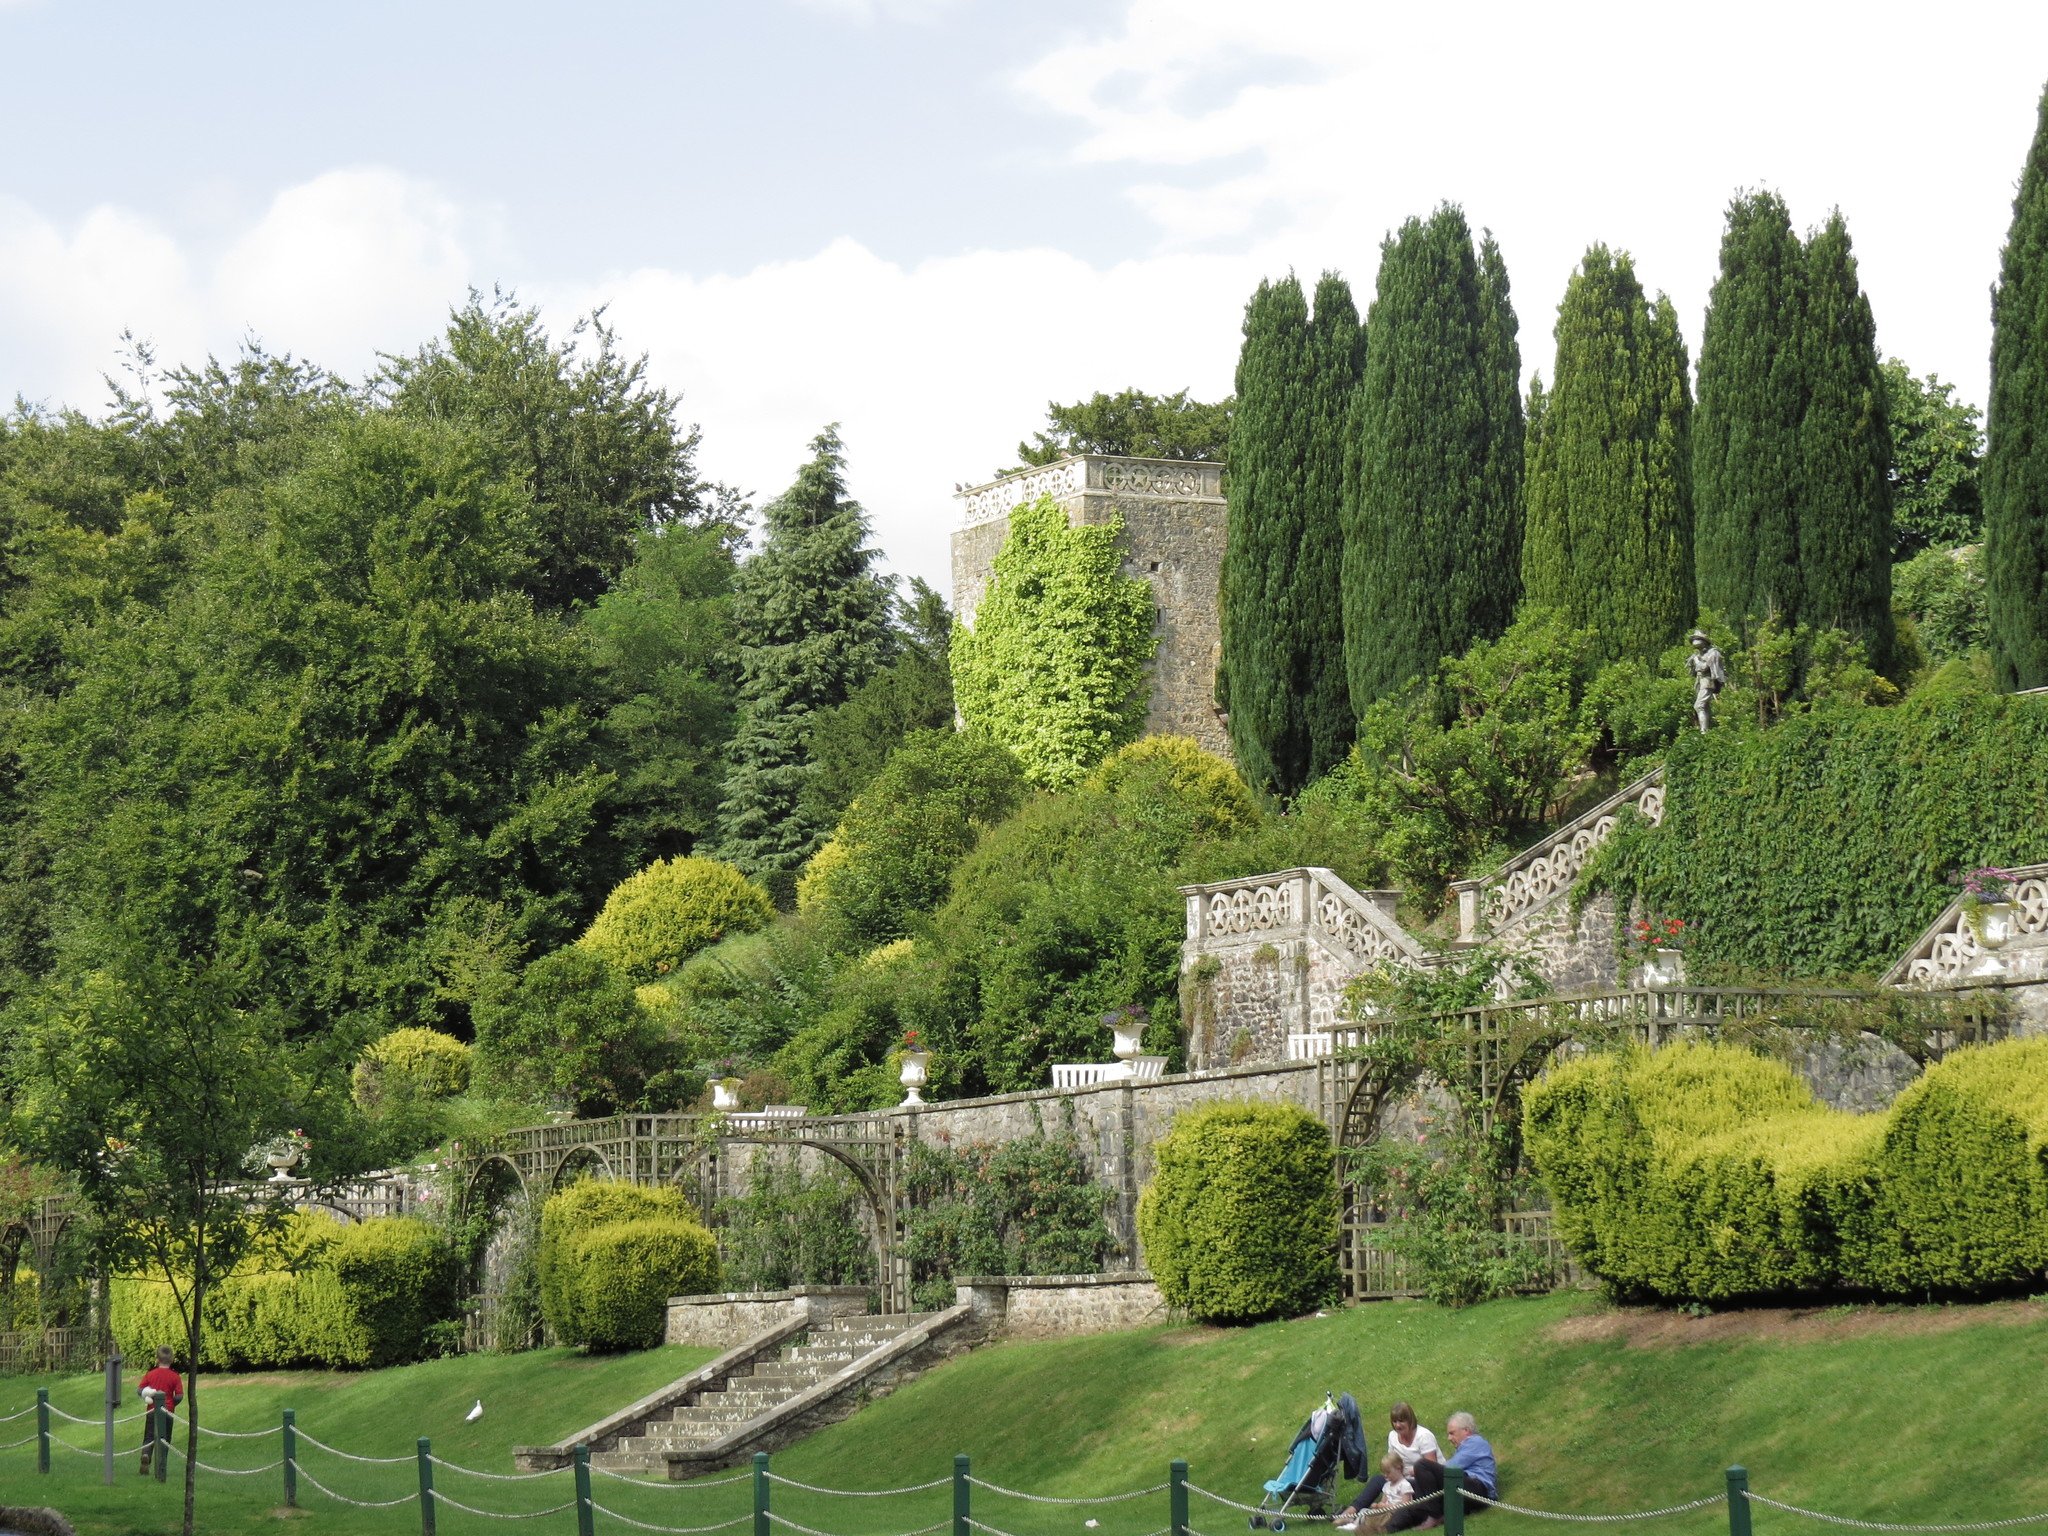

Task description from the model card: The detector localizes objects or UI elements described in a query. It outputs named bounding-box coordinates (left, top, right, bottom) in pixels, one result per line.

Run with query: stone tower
left=951, top=455, right=1230, bottom=759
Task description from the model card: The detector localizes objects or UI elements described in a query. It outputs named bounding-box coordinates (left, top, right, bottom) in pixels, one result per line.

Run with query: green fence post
left=1727, top=1468, right=1751, bottom=1536
left=576, top=1444, right=595, bottom=1536
left=35, top=1388, right=49, bottom=1474
left=954, top=1454, right=971, bottom=1536
left=1444, top=1466, right=1466, bottom=1536
left=1170, top=1460, right=1189, bottom=1536
left=754, top=1451, right=771, bottom=1536
left=153, top=1402, right=169, bottom=1483
left=418, top=1436, right=437, bottom=1536
left=283, top=1409, right=297, bottom=1508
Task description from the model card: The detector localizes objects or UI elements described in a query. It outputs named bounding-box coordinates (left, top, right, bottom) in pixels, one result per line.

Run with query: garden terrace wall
left=953, top=1271, right=1167, bottom=1337
left=665, top=1286, right=871, bottom=1347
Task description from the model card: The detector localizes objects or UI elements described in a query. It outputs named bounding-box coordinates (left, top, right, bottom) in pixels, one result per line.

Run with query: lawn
left=6, top=1294, right=2048, bottom=1536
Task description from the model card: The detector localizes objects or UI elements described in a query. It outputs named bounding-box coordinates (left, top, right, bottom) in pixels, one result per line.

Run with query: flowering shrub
left=1626, top=916, right=1688, bottom=956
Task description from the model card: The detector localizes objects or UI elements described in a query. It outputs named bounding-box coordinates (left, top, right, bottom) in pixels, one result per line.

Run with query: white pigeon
left=466, top=1400, right=484, bottom=1422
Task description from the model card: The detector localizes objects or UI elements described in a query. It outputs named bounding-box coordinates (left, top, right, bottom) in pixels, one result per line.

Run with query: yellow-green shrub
left=110, top=1216, right=455, bottom=1368
left=1137, top=1101, right=1338, bottom=1323
left=570, top=1218, right=722, bottom=1350
left=352, top=1027, right=471, bottom=1110
left=1087, top=736, right=1257, bottom=841
left=538, top=1179, right=717, bottom=1347
left=579, top=856, right=774, bottom=982
left=1867, top=1039, right=2048, bottom=1292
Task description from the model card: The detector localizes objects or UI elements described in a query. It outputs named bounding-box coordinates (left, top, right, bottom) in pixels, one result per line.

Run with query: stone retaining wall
left=664, top=1286, right=871, bottom=1348
left=954, top=1272, right=1167, bottom=1338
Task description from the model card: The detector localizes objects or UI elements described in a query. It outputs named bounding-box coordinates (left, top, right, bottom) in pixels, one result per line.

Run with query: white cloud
left=6, top=0, right=2048, bottom=597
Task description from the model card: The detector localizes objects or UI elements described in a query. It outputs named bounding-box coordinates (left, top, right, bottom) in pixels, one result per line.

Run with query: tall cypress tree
left=1521, top=246, right=1695, bottom=662
left=1797, top=214, right=1894, bottom=669
left=1695, top=192, right=1805, bottom=629
left=1217, top=273, right=1360, bottom=797
left=1988, top=82, right=2048, bottom=690
left=1344, top=207, right=1523, bottom=709
left=1301, top=273, right=1364, bottom=778
left=712, top=427, right=891, bottom=898
left=1218, top=276, right=1313, bottom=797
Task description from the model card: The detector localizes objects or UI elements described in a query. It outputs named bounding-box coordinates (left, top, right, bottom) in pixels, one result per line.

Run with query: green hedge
left=1527, top=1039, right=2048, bottom=1302
left=1584, top=685, right=2048, bottom=977
left=538, top=1180, right=719, bottom=1348
left=570, top=1219, right=722, bottom=1350
left=1137, top=1101, right=1338, bottom=1323
left=1868, top=1039, right=2048, bottom=1292
left=111, top=1216, right=456, bottom=1369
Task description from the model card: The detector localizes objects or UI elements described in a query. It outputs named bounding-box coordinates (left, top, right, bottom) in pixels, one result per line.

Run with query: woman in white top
left=1337, top=1403, right=1440, bottom=1528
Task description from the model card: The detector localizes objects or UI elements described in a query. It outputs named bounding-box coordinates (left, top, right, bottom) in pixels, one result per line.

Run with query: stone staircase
left=516, top=1305, right=975, bottom=1477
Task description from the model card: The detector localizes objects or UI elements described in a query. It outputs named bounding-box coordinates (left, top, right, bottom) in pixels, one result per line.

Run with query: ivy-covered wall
left=1586, top=680, right=2048, bottom=978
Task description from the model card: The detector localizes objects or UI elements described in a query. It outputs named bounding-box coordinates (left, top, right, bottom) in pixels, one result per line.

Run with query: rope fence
left=3, top=1416, right=2047, bottom=1536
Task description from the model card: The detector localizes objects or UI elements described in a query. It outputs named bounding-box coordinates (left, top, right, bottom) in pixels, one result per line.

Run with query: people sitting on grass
left=1336, top=1402, right=1440, bottom=1529
left=1335, top=1453, right=1416, bottom=1532
left=1386, top=1413, right=1497, bottom=1530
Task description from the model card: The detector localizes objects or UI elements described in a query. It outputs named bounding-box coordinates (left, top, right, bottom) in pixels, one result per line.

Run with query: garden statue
left=1687, top=630, right=1725, bottom=733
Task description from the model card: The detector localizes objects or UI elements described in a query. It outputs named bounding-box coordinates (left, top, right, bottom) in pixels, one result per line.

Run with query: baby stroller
left=1250, top=1392, right=1364, bottom=1531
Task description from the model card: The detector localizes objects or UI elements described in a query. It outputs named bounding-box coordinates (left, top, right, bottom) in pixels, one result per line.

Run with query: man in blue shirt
left=1385, top=1413, right=1496, bottom=1530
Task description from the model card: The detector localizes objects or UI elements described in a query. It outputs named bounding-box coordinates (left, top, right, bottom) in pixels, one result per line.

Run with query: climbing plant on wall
left=950, top=493, right=1157, bottom=790
left=1578, top=681, right=2048, bottom=978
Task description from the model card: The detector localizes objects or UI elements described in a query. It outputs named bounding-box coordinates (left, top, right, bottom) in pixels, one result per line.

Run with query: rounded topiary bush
left=539, top=1179, right=716, bottom=1347
left=571, top=1217, right=722, bottom=1350
left=579, top=856, right=775, bottom=982
left=351, top=1027, right=471, bottom=1111
left=1088, top=735, right=1257, bottom=840
left=1137, top=1101, right=1338, bottom=1323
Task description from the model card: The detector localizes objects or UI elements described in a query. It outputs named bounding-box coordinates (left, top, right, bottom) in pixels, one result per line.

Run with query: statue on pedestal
left=1687, top=629, right=1726, bottom=733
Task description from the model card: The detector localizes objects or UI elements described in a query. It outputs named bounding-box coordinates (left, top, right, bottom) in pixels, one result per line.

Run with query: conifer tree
left=1988, top=82, right=2048, bottom=690
left=712, top=428, right=891, bottom=897
left=1217, top=273, right=1359, bottom=797
left=1796, top=215, right=1894, bottom=669
left=1521, top=246, right=1694, bottom=662
left=1343, top=207, right=1523, bottom=709
left=1694, top=192, right=1805, bottom=629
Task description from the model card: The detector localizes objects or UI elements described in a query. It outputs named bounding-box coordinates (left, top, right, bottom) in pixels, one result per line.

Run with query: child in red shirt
left=137, top=1346, right=183, bottom=1475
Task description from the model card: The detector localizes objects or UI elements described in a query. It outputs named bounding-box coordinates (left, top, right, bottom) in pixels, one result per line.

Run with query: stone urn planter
left=1640, top=949, right=1686, bottom=989
left=1970, top=899, right=2017, bottom=951
left=711, top=1078, right=744, bottom=1112
left=898, top=1050, right=931, bottom=1107
left=265, top=1148, right=303, bottom=1183
left=1110, top=1021, right=1147, bottom=1061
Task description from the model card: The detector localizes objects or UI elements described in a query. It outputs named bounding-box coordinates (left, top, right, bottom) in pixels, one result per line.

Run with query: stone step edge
left=655, top=1303, right=974, bottom=1480
left=512, top=1313, right=815, bottom=1470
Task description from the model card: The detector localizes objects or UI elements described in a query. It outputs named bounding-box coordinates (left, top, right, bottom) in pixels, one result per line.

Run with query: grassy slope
left=7, top=1295, right=2048, bottom=1536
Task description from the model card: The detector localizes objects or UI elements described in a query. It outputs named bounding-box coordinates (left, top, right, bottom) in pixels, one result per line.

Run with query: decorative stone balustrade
left=1179, top=867, right=1427, bottom=1068
left=1884, top=863, right=2048, bottom=988
left=1285, top=1030, right=1361, bottom=1061
left=1451, top=769, right=1665, bottom=944
left=955, top=455, right=1222, bottom=527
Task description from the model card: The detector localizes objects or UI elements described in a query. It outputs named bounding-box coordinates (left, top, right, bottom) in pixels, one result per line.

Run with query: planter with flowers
left=1961, top=867, right=2017, bottom=977
left=896, top=1030, right=931, bottom=1107
left=1102, top=1004, right=1167, bottom=1080
left=246, top=1129, right=311, bottom=1183
left=1627, top=917, right=1688, bottom=989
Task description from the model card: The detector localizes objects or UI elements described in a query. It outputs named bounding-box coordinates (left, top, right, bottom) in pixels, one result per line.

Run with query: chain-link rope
left=1462, top=1493, right=1722, bottom=1523
left=0, top=1432, right=36, bottom=1450
left=770, top=1474, right=951, bottom=1496
left=433, top=1491, right=578, bottom=1519
left=0, top=1405, right=35, bottom=1421
left=1747, top=1495, right=2048, bottom=1531
left=595, top=1465, right=753, bottom=1487
left=589, top=1506, right=756, bottom=1533
left=768, top=1513, right=952, bottom=1536
left=295, top=1464, right=419, bottom=1508
left=429, top=1454, right=569, bottom=1481
left=194, top=1422, right=282, bottom=1439
left=1192, top=1484, right=1367, bottom=1517
left=968, top=1478, right=1170, bottom=1505
left=966, top=1519, right=1030, bottom=1536
left=294, top=1429, right=416, bottom=1463
left=48, top=1404, right=144, bottom=1425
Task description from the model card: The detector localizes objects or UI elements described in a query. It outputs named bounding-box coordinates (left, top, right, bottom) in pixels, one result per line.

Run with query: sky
left=3, top=0, right=2047, bottom=593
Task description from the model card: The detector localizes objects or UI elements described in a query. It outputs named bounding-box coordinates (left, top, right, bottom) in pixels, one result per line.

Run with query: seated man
left=1385, top=1413, right=1494, bottom=1531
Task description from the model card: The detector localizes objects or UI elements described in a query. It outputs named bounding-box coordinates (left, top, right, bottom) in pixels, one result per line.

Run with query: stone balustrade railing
left=955, top=454, right=1223, bottom=527
left=1451, top=769, right=1666, bottom=943
left=1182, top=866, right=1424, bottom=969
left=1884, top=862, right=2048, bottom=988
